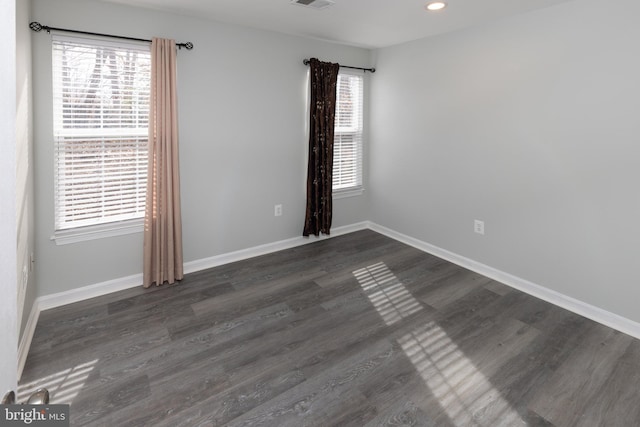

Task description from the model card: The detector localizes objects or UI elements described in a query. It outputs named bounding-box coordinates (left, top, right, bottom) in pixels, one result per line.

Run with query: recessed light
left=425, top=1, right=447, bottom=11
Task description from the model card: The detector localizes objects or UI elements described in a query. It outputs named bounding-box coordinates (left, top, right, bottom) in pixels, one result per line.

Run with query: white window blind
left=52, top=35, right=151, bottom=231
left=333, top=72, right=363, bottom=191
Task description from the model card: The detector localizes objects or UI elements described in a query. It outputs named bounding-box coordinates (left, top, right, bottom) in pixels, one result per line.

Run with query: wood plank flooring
left=19, top=230, right=640, bottom=426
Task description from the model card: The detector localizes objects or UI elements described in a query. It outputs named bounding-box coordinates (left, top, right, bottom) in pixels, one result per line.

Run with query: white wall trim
left=18, top=221, right=372, bottom=376
left=333, top=186, right=365, bottom=200
left=37, top=273, right=144, bottom=312
left=184, top=222, right=369, bottom=274
left=367, top=222, right=640, bottom=341
left=21, top=219, right=640, bottom=379
left=51, top=218, right=143, bottom=245
left=18, top=301, right=40, bottom=380
left=37, top=221, right=369, bottom=312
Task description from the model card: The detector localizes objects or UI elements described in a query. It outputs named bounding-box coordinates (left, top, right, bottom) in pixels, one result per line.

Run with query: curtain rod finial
left=29, top=22, right=43, bottom=32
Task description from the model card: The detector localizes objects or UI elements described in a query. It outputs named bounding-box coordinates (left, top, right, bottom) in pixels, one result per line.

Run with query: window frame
left=332, top=70, right=365, bottom=198
left=50, top=34, right=151, bottom=244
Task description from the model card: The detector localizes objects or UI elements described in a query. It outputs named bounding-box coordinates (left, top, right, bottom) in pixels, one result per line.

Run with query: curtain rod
left=303, top=59, right=375, bottom=73
left=29, top=22, right=194, bottom=50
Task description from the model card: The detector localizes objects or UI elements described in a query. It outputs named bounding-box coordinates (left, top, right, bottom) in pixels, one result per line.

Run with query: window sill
left=333, top=186, right=365, bottom=199
left=51, top=218, right=144, bottom=245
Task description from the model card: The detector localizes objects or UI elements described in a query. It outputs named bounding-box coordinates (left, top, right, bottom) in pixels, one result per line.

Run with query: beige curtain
left=143, top=37, right=184, bottom=288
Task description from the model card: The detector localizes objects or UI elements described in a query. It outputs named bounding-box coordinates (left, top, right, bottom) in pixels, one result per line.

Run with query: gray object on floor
left=2, top=390, right=15, bottom=404
left=26, top=388, right=50, bottom=404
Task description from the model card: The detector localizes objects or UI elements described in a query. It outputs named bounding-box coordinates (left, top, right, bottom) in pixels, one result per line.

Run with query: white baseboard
left=37, top=221, right=370, bottom=312
left=18, top=300, right=40, bottom=380
left=17, top=273, right=143, bottom=381
left=37, top=273, right=143, bottom=312
left=19, top=219, right=640, bottom=380
left=368, top=222, right=640, bottom=340
left=17, top=221, right=371, bottom=379
left=184, top=222, right=370, bottom=274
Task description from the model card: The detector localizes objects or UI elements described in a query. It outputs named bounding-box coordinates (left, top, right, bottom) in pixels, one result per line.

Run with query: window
left=52, top=35, right=151, bottom=236
left=333, top=72, right=363, bottom=194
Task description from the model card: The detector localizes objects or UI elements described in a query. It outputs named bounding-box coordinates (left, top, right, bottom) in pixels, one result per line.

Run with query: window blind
left=333, top=72, right=363, bottom=191
left=52, top=35, right=151, bottom=230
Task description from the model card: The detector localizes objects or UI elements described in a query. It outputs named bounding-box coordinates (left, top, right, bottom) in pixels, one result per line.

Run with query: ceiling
left=97, top=0, right=575, bottom=49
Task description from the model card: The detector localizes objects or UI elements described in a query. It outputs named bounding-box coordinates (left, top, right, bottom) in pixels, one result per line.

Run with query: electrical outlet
left=474, top=219, right=485, bottom=235
left=274, top=204, right=283, bottom=217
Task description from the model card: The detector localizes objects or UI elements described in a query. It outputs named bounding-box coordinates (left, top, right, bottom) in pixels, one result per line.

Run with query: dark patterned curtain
left=303, top=58, right=340, bottom=237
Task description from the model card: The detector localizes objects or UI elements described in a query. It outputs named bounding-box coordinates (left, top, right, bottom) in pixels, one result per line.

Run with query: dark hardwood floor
left=19, top=230, right=640, bottom=426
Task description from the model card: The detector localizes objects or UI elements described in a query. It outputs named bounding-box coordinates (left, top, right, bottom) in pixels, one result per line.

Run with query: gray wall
left=369, top=0, right=640, bottom=322
left=31, top=0, right=371, bottom=296
left=17, top=0, right=35, bottom=341
left=31, top=0, right=640, bottom=327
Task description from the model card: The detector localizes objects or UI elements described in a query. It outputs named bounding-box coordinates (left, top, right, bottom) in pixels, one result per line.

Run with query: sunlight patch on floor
left=353, top=261, right=423, bottom=326
left=398, top=323, right=523, bottom=426
left=18, top=359, right=99, bottom=404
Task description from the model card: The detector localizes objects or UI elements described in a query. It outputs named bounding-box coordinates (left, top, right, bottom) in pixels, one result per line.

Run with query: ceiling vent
left=291, top=0, right=335, bottom=10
